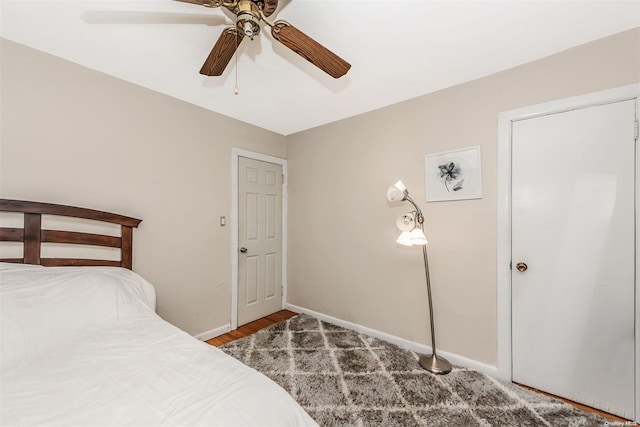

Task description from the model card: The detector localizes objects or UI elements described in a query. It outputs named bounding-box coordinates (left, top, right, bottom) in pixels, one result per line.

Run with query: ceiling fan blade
left=200, top=27, right=244, bottom=76
left=82, top=11, right=230, bottom=26
left=174, top=0, right=209, bottom=5
left=262, top=0, right=279, bottom=17
left=271, top=21, right=350, bottom=79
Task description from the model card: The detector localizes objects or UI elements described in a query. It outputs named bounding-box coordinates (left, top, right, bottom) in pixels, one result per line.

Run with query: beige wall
left=0, top=39, right=286, bottom=335
left=2, top=28, right=639, bottom=365
left=286, top=28, right=640, bottom=366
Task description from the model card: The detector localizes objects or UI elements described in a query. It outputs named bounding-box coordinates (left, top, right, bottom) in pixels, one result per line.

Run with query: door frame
left=496, top=83, right=639, bottom=419
left=231, top=148, right=287, bottom=330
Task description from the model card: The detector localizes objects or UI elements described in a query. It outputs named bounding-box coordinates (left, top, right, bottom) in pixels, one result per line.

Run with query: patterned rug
left=220, top=314, right=609, bottom=427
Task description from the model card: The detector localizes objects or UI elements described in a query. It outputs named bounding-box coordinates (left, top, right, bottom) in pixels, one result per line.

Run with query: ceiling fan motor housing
left=182, top=0, right=350, bottom=78
left=236, top=0, right=261, bottom=38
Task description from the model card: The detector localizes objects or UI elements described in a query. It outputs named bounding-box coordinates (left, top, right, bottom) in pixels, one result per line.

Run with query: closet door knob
left=516, top=262, right=528, bottom=272
left=240, top=247, right=248, bottom=253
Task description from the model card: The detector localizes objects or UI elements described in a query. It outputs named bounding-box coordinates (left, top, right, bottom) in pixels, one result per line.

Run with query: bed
left=0, top=199, right=316, bottom=426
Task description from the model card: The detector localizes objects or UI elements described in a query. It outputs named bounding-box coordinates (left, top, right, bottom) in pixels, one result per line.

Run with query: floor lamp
left=387, top=180, right=452, bottom=375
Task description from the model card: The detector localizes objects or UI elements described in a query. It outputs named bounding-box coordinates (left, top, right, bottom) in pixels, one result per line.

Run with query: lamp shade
left=394, top=180, right=407, bottom=192
left=387, top=180, right=408, bottom=202
left=409, top=228, right=428, bottom=245
left=387, top=186, right=405, bottom=202
left=396, top=231, right=414, bottom=246
left=396, top=213, right=416, bottom=231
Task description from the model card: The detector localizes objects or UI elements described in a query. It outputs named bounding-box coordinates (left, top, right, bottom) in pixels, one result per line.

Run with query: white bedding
left=0, top=264, right=316, bottom=426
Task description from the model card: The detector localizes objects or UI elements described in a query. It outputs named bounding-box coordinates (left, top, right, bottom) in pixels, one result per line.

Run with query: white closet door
left=512, top=99, right=636, bottom=419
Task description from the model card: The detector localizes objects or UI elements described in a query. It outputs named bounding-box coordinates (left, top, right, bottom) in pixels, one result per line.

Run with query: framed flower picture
left=425, top=146, right=482, bottom=202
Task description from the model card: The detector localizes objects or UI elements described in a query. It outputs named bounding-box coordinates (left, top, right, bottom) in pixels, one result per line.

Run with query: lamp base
left=419, top=354, right=452, bottom=375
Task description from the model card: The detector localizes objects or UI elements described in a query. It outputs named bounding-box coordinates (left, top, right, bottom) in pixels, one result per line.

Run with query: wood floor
left=516, top=383, right=628, bottom=423
left=205, top=310, right=297, bottom=347
left=206, top=310, right=629, bottom=423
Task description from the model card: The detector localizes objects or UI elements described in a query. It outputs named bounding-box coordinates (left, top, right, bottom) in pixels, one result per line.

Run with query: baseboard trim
left=286, top=303, right=498, bottom=378
left=194, top=323, right=231, bottom=341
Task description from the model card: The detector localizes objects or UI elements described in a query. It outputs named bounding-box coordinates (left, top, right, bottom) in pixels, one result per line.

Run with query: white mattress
left=0, top=264, right=316, bottom=426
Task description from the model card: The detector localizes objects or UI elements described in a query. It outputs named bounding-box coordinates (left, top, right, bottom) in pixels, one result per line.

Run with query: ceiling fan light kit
left=236, top=0, right=261, bottom=39
left=177, top=0, right=351, bottom=78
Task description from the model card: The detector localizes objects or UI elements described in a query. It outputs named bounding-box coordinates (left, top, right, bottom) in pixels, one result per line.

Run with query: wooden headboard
left=0, top=199, right=141, bottom=269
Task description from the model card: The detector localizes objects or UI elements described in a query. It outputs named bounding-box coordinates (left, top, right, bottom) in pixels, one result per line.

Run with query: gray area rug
left=221, top=314, right=609, bottom=426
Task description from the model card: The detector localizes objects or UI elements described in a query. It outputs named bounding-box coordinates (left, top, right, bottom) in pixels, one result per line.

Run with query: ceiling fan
left=175, top=0, right=351, bottom=78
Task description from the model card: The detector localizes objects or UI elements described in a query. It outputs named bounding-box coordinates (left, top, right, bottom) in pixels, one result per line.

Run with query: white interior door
left=511, top=99, right=636, bottom=419
left=238, top=156, right=283, bottom=326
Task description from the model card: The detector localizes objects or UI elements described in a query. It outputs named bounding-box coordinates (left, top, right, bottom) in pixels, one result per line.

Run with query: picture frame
left=425, top=146, right=482, bottom=202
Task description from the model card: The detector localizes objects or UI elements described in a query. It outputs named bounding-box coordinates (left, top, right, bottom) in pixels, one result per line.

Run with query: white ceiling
left=2, top=0, right=639, bottom=135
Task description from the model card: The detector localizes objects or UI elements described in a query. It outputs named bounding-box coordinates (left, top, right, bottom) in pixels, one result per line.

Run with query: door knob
left=240, top=247, right=248, bottom=253
left=516, top=262, right=528, bottom=272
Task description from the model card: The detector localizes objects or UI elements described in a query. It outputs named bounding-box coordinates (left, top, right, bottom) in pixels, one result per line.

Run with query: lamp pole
left=402, top=192, right=452, bottom=374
